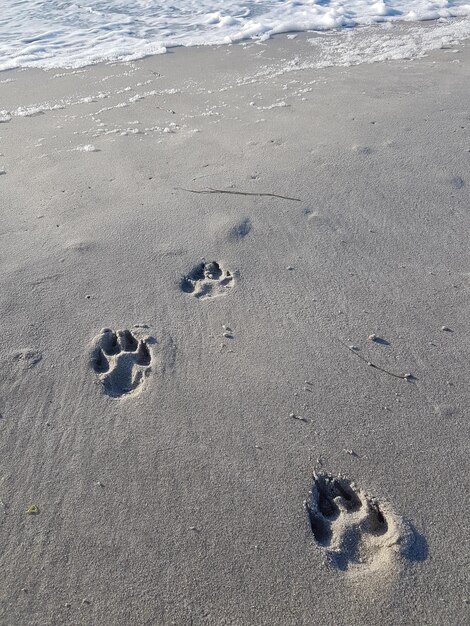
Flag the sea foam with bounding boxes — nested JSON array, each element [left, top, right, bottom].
[[1, 1, 470, 70]]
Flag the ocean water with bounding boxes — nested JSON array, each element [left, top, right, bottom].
[[1, 0, 470, 70]]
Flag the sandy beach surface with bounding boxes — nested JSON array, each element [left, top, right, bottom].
[[1, 28, 470, 625]]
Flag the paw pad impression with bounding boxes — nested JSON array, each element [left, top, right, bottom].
[[305, 472, 405, 573], [90, 328, 152, 398], [180, 261, 234, 300]]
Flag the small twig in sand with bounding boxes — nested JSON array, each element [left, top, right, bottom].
[[337, 338, 413, 381], [289, 411, 307, 422], [175, 187, 301, 202]]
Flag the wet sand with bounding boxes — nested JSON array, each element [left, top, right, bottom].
[[0, 30, 469, 625]]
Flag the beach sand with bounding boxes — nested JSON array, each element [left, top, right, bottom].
[[0, 30, 469, 625]]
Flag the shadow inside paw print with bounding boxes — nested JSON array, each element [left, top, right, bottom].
[[306, 472, 406, 574], [90, 328, 152, 398], [180, 261, 234, 300]]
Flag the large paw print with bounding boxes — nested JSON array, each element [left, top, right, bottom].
[[180, 261, 234, 300], [90, 328, 152, 398], [305, 472, 404, 574]]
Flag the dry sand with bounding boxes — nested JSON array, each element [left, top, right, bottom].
[[0, 28, 469, 625]]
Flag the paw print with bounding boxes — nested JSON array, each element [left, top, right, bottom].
[[90, 328, 152, 398], [180, 261, 234, 300], [306, 472, 404, 573]]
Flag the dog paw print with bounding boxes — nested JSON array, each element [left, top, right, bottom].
[[305, 472, 405, 574], [90, 328, 152, 398], [180, 261, 234, 300]]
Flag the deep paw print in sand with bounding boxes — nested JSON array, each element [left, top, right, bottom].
[[180, 261, 234, 300], [90, 328, 152, 398], [305, 472, 404, 574]]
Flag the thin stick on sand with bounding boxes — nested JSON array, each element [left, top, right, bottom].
[[336, 338, 413, 381], [175, 187, 301, 202]]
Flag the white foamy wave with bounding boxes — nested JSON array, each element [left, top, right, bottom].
[[1, 1, 470, 70]]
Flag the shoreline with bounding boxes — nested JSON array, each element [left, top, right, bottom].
[[1, 16, 470, 75], [1, 23, 470, 626]]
